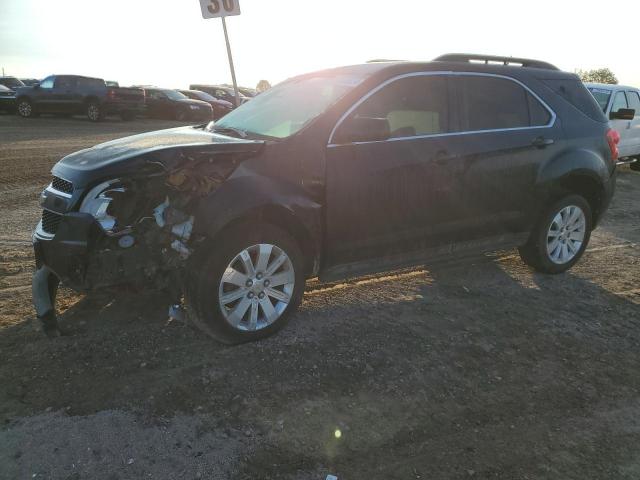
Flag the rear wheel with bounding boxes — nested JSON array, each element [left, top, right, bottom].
[[186, 222, 305, 344], [519, 194, 592, 274], [17, 99, 35, 118], [86, 102, 103, 122]]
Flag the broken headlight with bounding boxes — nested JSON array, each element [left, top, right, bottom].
[[79, 179, 126, 232]]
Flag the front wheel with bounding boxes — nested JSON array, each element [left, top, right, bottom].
[[17, 99, 36, 118], [519, 194, 592, 274], [186, 222, 305, 344]]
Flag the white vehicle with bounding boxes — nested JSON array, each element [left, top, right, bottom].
[[586, 83, 640, 170]]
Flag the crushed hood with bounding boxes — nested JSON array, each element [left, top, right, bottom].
[[53, 126, 264, 187]]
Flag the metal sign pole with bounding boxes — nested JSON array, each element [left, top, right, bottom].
[[221, 16, 241, 108]]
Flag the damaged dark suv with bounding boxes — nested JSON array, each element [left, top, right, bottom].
[[33, 54, 619, 343]]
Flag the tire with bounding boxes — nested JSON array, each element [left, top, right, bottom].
[[17, 98, 35, 118], [518, 194, 592, 274], [86, 102, 103, 122], [186, 222, 305, 344]]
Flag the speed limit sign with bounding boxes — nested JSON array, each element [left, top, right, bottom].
[[199, 0, 241, 19]]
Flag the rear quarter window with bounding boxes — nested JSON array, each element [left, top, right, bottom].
[[541, 78, 607, 122]]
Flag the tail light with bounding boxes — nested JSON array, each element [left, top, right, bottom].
[[606, 128, 620, 163], [107, 89, 116, 100]]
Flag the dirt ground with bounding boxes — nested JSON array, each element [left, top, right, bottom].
[[0, 113, 639, 480]]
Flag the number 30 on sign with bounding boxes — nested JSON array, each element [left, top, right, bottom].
[[199, 0, 241, 19]]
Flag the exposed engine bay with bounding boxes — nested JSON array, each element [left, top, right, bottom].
[[32, 147, 253, 336]]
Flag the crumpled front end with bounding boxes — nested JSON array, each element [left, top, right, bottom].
[[32, 146, 254, 335]]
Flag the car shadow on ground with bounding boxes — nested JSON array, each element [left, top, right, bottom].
[[1, 251, 639, 478]]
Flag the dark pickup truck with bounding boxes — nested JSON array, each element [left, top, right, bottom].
[[15, 75, 145, 121]]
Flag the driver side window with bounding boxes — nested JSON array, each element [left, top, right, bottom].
[[346, 75, 449, 140], [39, 77, 54, 89]]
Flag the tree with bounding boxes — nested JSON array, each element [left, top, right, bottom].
[[256, 80, 271, 93], [577, 68, 618, 84]]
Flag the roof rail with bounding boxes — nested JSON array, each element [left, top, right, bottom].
[[433, 53, 559, 71]]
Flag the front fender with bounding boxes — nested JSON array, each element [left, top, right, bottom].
[[193, 172, 323, 273]]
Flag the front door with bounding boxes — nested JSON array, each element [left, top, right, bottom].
[[610, 90, 634, 158], [625, 90, 640, 156], [324, 74, 464, 267]]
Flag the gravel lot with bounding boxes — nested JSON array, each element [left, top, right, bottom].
[[0, 113, 639, 479]]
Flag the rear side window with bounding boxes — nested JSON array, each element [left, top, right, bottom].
[[456, 76, 550, 131], [54, 76, 76, 89], [350, 75, 449, 137], [611, 91, 628, 113], [541, 78, 607, 122], [77, 77, 104, 88], [627, 91, 640, 117]]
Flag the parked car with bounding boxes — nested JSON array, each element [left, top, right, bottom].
[[142, 88, 213, 121], [220, 84, 257, 97], [0, 76, 25, 89], [586, 82, 640, 171], [189, 84, 250, 106], [20, 78, 40, 87], [0, 84, 16, 112], [178, 89, 233, 120], [14, 75, 144, 121], [33, 54, 618, 343]]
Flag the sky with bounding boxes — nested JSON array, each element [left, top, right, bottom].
[[1, 0, 639, 89]]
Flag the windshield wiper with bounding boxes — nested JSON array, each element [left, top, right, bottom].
[[212, 126, 248, 138]]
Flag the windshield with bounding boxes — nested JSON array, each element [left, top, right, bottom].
[[0, 77, 24, 89], [210, 73, 365, 138], [587, 87, 612, 112], [193, 91, 216, 102], [164, 90, 188, 101]]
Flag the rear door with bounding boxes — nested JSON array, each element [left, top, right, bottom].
[[610, 90, 633, 157], [625, 90, 640, 156], [448, 74, 562, 236], [324, 73, 465, 266], [51, 76, 77, 113]]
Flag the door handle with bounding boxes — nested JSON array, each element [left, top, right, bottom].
[[531, 136, 554, 148]]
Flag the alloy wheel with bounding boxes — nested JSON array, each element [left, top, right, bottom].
[[87, 104, 100, 121], [218, 243, 295, 331], [18, 101, 32, 117], [546, 205, 586, 264]]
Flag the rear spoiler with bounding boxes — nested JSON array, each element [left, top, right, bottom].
[[434, 53, 559, 71]]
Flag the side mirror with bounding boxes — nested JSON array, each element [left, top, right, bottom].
[[334, 116, 390, 144], [610, 108, 635, 120]]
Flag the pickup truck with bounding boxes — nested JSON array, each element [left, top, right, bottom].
[[586, 82, 640, 170], [15, 75, 145, 121]]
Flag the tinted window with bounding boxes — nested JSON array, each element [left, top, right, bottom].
[[542, 78, 607, 122], [587, 87, 612, 112], [349, 75, 449, 137], [146, 90, 165, 100], [40, 76, 54, 89], [54, 76, 76, 89], [457, 76, 548, 131], [626, 91, 640, 116], [77, 77, 104, 88], [611, 91, 628, 112]]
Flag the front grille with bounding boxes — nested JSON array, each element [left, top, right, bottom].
[[41, 210, 62, 235], [51, 176, 73, 194]]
